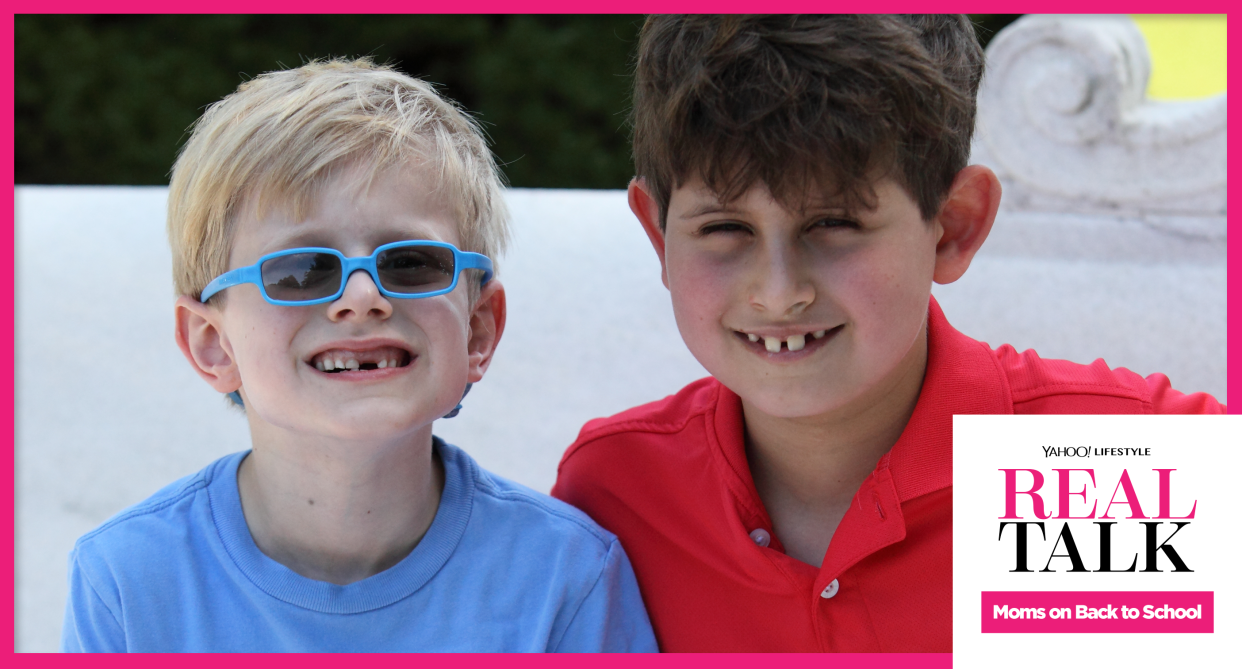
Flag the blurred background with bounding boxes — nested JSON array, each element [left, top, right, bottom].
[[15, 14, 1226, 653], [16, 15, 1023, 188]]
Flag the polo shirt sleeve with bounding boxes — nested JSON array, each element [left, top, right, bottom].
[[552, 539, 658, 653], [1145, 372, 1227, 414], [61, 548, 126, 652]]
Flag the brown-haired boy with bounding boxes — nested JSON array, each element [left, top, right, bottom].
[[551, 15, 1223, 652]]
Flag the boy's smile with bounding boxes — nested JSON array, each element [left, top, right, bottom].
[[732, 324, 840, 357], [308, 340, 413, 375], [652, 176, 943, 421], [183, 162, 502, 445]]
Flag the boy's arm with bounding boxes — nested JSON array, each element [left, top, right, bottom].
[[552, 538, 658, 653], [61, 549, 126, 652]]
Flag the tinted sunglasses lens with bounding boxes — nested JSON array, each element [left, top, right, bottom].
[[261, 253, 342, 302], [377, 245, 456, 294]]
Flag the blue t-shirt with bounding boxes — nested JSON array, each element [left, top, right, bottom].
[[61, 439, 657, 652]]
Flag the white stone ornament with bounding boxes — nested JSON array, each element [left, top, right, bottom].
[[972, 15, 1226, 219]]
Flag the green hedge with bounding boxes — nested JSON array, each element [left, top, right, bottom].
[[16, 15, 1018, 188]]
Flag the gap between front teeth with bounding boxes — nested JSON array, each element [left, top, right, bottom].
[[315, 356, 400, 371], [754, 329, 829, 353]]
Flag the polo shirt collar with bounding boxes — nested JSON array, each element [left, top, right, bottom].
[[886, 296, 1013, 503]]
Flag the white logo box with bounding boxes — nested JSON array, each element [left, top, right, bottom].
[[953, 415, 1241, 668]]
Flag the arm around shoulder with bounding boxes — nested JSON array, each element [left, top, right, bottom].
[[552, 538, 658, 652]]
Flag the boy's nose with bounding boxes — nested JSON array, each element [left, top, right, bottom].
[[748, 244, 815, 316], [327, 269, 394, 322]]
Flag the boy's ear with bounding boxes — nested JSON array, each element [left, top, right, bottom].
[[174, 295, 242, 394], [932, 165, 1002, 285], [628, 177, 669, 289], [466, 280, 507, 383]]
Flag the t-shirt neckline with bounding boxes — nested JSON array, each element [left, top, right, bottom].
[[208, 437, 474, 614]]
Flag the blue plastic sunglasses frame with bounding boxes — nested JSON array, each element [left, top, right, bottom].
[[200, 240, 494, 305]]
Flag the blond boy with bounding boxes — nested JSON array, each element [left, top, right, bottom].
[[62, 59, 655, 652]]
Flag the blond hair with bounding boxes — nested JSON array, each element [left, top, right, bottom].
[[168, 58, 509, 300]]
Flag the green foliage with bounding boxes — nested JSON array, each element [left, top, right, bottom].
[[16, 15, 643, 188], [970, 14, 1022, 50], [16, 15, 1019, 188]]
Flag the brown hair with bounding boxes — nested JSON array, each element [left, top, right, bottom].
[[631, 15, 984, 225]]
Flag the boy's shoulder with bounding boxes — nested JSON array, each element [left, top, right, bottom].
[[71, 453, 241, 567], [453, 441, 621, 553], [557, 376, 725, 468], [912, 296, 1223, 416], [65, 452, 244, 649], [434, 443, 659, 652], [573, 377, 721, 442], [986, 336, 1225, 416], [553, 377, 737, 507], [992, 343, 1146, 410], [944, 295, 1225, 414]]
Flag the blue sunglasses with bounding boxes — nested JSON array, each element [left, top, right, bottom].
[[200, 240, 493, 306]]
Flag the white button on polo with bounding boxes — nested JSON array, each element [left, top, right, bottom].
[[749, 528, 771, 547], [820, 579, 840, 599]]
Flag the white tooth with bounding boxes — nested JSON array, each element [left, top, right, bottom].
[[377, 359, 387, 369], [813, 330, 826, 339], [764, 336, 781, 353], [323, 358, 335, 371], [334, 358, 344, 369], [747, 333, 759, 343], [316, 360, 326, 371], [389, 358, 399, 368], [345, 359, 360, 370], [786, 334, 806, 351]]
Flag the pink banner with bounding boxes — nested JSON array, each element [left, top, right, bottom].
[[981, 591, 1213, 633]]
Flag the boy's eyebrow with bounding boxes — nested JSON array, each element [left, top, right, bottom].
[[261, 226, 440, 253], [798, 200, 855, 214], [263, 230, 332, 251], [682, 203, 744, 218], [682, 198, 854, 220]]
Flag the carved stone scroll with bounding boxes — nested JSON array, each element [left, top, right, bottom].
[[972, 15, 1226, 220]]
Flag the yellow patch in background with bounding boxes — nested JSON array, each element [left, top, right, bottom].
[[1130, 14, 1227, 100]]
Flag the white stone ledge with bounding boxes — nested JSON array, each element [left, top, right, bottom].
[[16, 18, 1229, 649]]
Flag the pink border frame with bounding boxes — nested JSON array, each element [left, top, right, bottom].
[[3, 4, 1233, 666]]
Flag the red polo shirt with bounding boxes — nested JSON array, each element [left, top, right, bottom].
[[551, 298, 1223, 652]]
